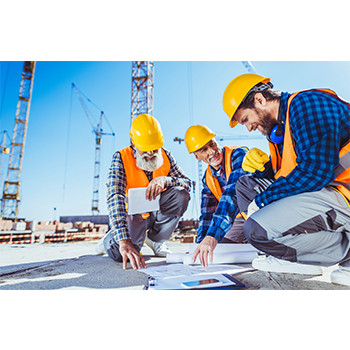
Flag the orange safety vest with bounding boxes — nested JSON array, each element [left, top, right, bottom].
[[119, 146, 171, 218], [269, 88, 350, 202], [205, 146, 248, 201]]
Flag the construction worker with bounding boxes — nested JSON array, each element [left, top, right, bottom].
[[184, 125, 251, 267], [96, 114, 191, 270], [222, 73, 350, 286]]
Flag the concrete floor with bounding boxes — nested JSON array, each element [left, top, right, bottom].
[[0, 241, 349, 290]]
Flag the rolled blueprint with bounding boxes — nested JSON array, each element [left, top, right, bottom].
[[183, 251, 258, 265], [166, 253, 187, 263], [188, 243, 259, 254]]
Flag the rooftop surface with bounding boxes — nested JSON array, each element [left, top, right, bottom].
[[1, 241, 349, 290]]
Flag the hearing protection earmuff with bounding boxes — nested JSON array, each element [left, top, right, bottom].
[[268, 102, 285, 144]]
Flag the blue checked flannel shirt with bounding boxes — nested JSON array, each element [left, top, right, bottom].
[[106, 147, 191, 242], [196, 147, 249, 243], [254, 90, 350, 208]]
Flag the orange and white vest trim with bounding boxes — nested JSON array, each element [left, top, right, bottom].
[[205, 146, 249, 201], [119, 146, 171, 218], [269, 88, 350, 202]]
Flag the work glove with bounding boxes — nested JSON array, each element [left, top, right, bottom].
[[247, 199, 259, 218], [242, 148, 270, 173]]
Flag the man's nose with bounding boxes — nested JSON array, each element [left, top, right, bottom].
[[207, 147, 215, 155]]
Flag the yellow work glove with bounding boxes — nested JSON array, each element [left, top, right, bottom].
[[242, 148, 270, 173]]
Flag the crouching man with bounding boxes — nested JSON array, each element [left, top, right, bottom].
[[96, 114, 191, 270]]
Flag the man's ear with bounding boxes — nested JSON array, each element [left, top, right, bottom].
[[194, 152, 200, 161], [254, 92, 266, 107]]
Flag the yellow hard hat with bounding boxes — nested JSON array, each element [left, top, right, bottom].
[[130, 114, 164, 152], [185, 125, 217, 153], [222, 74, 271, 128]]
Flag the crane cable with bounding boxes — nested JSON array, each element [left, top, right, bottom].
[[75, 86, 115, 136], [62, 87, 74, 202], [187, 62, 199, 220], [0, 62, 10, 130]]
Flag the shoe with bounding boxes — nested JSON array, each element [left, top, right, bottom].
[[330, 265, 350, 287], [144, 236, 172, 257], [252, 255, 323, 275], [95, 234, 107, 255]]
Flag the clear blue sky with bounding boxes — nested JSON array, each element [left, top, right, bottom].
[[0, 61, 349, 222]]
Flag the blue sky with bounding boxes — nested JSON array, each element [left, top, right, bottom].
[[0, 61, 349, 222]]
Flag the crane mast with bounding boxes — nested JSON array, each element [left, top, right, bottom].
[[131, 61, 154, 122], [1, 61, 35, 220]]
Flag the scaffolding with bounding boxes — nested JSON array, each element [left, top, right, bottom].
[[1, 62, 36, 220], [130, 61, 154, 123]]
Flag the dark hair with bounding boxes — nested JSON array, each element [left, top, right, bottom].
[[238, 85, 281, 111]]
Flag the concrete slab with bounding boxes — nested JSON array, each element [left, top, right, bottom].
[[0, 241, 349, 290]]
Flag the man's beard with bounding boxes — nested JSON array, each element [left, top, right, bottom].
[[255, 108, 277, 136], [135, 149, 164, 172]]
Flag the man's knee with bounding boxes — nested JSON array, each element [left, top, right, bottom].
[[160, 187, 190, 216], [244, 217, 268, 244], [244, 217, 297, 262]]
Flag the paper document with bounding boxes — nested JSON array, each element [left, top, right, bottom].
[[147, 273, 245, 290], [127, 187, 160, 215], [139, 263, 252, 278]]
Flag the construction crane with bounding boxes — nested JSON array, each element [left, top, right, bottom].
[[0, 131, 9, 178], [174, 134, 265, 195], [242, 61, 257, 74], [1, 61, 36, 221], [71, 83, 115, 215], [131, 61, 154, 123]]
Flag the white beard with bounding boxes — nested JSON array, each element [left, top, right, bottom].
[[135, 149, 164, 172]]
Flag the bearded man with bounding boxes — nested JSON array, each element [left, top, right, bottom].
[[96, 114, 191, 270], [222, 73, 350, 287]]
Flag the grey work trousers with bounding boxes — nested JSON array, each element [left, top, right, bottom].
[[236, 175, 350, 267], [221, 216, 246, 243], [104, 186, 190, 262]]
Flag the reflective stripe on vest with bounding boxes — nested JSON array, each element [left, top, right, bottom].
[[119, 146, 171, 218], [268, 89, 350, 202]]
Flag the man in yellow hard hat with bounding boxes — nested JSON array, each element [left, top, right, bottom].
[[221, 73, 350, 286], [184, 125, 250, 267], [96, 114, 191, 270]]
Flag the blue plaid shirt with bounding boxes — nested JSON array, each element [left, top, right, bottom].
[[196, 147, 248, 243], [255, 90, 350, 208], [106, 147, 191, 242]]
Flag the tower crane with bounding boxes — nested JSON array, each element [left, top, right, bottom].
[[131, 61, 154, 122], [241, 61, 257, 74], [1, 61, 36, 220], [0, 131, 9, 188], [0, 130, 10, 193], [71, 83, 115, 215]]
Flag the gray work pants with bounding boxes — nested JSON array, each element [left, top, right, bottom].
[[104, 186, 190, 262], [221, 216, 246, 243], [236, 175, 350, 267]]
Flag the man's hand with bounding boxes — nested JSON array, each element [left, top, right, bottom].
[[119, 239, 146, 270], [242, 148, 270, 173], [192, 236, 218, 267], [146, 176, 166, 201]]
